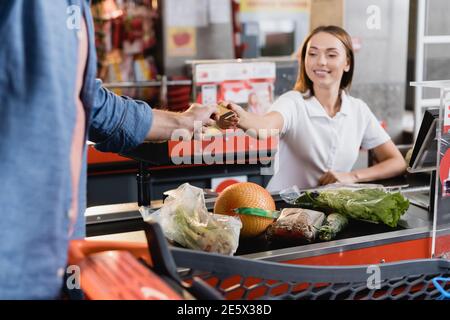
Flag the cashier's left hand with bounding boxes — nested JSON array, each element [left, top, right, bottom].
[[318, 171, 357, 186]]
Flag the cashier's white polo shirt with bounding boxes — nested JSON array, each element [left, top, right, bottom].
[[266, 90, 390, 192]]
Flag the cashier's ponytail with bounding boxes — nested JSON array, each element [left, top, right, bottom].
[[294, 25, 354, 98]]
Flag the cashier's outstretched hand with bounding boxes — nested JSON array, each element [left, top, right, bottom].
[[319, 171, 358, 186]]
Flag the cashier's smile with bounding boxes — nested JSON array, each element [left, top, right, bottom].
[[169, 121, 280, 175]]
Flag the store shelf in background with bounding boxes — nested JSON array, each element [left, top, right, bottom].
[[103, 77, 193, 112], [166, 83, 192, 112]]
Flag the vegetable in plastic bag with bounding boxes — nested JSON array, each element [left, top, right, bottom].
[[140, 183, 242, 255], [294, 188, 409, 227], [279, 183, 385, 205], [266, 208, 325, 242], [319, 213, 348, 241]]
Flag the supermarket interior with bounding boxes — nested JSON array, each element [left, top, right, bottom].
[[1, 0, 450, 301]]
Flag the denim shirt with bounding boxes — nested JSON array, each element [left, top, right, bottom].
[[0, 0, 152, 298]]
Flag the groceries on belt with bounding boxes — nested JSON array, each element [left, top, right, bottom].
[[266, 208, 325, 242], [294, 188, 409, 227]]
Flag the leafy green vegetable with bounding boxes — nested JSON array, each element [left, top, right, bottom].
[[295, 189, 409, 227], [171, 206, 241, 255], [319, 213, 348, 241]]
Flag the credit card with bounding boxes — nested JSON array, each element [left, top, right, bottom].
[[221, 111, 235, 119], [217, 104, 231, 115]]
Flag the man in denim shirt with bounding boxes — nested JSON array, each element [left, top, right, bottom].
[[0, 0, 217, 299]]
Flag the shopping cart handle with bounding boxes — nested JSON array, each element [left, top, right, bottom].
[[432, 277, 450, 299], [189, 277, 224, 300], [143, 221, 224, 300], [144, 221, 180, 281]]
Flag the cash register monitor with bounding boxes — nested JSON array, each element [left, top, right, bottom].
[[409, 108, 439, 172]]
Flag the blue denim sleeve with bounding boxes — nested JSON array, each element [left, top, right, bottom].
[[0, 2, 13, 33], [88, 79, 153, 153]]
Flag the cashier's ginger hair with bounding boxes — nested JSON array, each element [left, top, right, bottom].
[[294, 25, 354, 97]]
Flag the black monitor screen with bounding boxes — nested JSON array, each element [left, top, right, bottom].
[[409, 108, 439, 171]]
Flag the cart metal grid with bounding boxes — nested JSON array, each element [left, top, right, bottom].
[[144, 222, 450, 300], [171, 249, 450, 300]]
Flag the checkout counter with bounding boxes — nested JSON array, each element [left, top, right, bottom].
[[83, 81, 450, 268], [84, 141, 448, 267], [85, 179, 443, 266]]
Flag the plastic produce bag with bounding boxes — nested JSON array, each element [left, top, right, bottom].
[[140, 183, 242, 255], [279, 183, 385, 205], [266, 208, 325, 242]]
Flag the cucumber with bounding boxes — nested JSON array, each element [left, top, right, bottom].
[[319, 213, 348, 241]]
